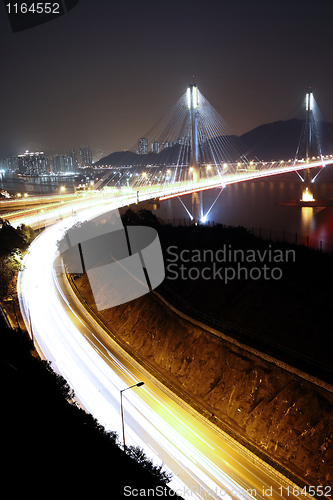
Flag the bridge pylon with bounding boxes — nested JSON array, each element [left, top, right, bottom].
[[302, 91, 315, 202], [188, 83, 202, 222]]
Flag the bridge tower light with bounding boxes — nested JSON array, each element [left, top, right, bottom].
[[305, 92, 314, 111], [187, 87, 191, 109]]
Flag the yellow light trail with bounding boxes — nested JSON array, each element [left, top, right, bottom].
[[15, 192, 318, 499]]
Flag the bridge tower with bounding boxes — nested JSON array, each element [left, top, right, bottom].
[[302, 91, 315, 202], [188, 83, 202, 222]]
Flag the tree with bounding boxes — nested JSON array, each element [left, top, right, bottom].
[[0, 219, 36, 256], [0, 218, 21, 256], [0, 220, 35, 296], [16, 224, 36, 252], [137, 209, 160, 227], [121, 209, 141, 226], [121, 209, 161, 227], [126, 445, 172, 484], [0, 255, 12, 295]]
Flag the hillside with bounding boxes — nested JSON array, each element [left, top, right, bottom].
[[74, 273, 333, 488], [96, 118, 333, 167], [67, 219, 333, 488], [0, 319, 178, 497], [239, 119, 304, 161]]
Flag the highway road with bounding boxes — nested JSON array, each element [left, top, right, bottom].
[[4, 154, 333, 230], [16, 197, 310, 500]]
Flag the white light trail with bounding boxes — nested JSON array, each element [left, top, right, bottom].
[[15, 180, 320, 500], [177, 196, 193, 219], [202, 187, 224, 222]]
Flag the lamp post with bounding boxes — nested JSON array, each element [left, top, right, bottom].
[[120, 382, 144, 450]]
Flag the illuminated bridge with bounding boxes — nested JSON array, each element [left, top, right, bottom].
[[95, 84, 333, 222], [7, 86, 333, 499]]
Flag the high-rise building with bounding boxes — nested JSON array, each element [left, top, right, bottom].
[[181, 135, 191, 146], [138, 138, 148, 155], [151, 141, 160, 154], [79, 147, 92, 167], [69, 149, 79, 171], [0, 158, 10, 171], [52, 155, 73, 173], [5, 157, 19, 171], [17, 152, 48, 175], [199, 134, 207, 145]]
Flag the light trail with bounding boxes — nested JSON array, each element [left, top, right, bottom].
[[3, 155, 333, 230], [158, 158, 333, 200], [16, 195, 314, 500]]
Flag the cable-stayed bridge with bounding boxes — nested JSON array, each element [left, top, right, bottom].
[[95, 84, 333, 222]]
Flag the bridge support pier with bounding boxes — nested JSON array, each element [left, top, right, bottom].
[[301, 168, 314, 202], [192, 191, 202, 223]]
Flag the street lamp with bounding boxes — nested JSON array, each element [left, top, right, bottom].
[[120, 382, 144, 450]]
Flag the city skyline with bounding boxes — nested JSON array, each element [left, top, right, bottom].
[[1, 1, 333, 158]]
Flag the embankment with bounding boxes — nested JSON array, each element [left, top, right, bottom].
[[74, 273, 333, 488]]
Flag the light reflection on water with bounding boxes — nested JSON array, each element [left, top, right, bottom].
[[0, 171, 79, 195], [155, 172, 333, 247], [2, 170, 333, 247], [301, 207, 314, 234]]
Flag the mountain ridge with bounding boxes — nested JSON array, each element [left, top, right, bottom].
[[95, 118, 333, 167]]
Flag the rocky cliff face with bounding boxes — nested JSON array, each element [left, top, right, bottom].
[[75, 274, 333, 487]]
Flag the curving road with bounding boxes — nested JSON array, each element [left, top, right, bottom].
[[17, 196, 308, 500]]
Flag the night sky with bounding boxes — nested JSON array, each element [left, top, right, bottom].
[[1, 0, 333, 159]]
